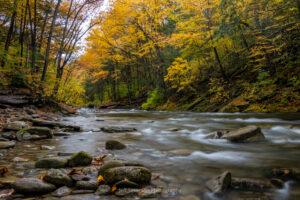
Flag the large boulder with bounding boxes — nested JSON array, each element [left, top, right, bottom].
[[220, 126, 265, 142], [98, 160, 125, 176], [0, 141, 15, 149], [68, 151, 93, 167], [105, 140, 126, 150], [231, 177, 274, 191], [12, 178, 56, 194], [43, 169, 73, 187], [100, 127, 137, 133], [17, 127, 53, 138], [35, 157, 68, 168], [3, 121, 29, 131], [103, 166, 151, 185], [206, 171, 231, 194]]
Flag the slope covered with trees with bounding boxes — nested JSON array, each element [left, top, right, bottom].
[[80, 0, 300, 112], [1, 0, 300, 112]]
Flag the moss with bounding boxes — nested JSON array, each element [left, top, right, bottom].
[[68, 151, 93, 167]]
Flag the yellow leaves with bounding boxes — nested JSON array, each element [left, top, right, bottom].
[[39, 173, 46, 180], [111, 184, 117, 192], [97, 175, 105, 185], [91, 71, 109, 83]]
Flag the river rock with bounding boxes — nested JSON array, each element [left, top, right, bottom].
[[206, 171, 231, 194], [71, 190, 95, 194], [32, 119, 81, 132], [12, 157, 29, 162], [270, 168, 300, 181], [1, 132, 16, 140], [220, 126, 265, 142], [76, 180, 98, 190], [41, 145, 55, 150], [12, 178, 56, 194], [116, 180, 139, 188], [35, 157, 68, 168], [44, 169, 74, 187], [68, 151, 93, 167], [96, 184, 111, 195], [98, 160, 125, 175], [231, 177, 274, 191], [105, 140, 126, 150], [52, 186, 72, 197], [139, 187, 162, 198], [3, 121, 29, 131], [103, 166, 151, 185], [17, 127, 53, 138], [0, 141, 15, 149], [54, 132, 71, 136], [101, 127, 137, 133], [114, 188, 140, 197]]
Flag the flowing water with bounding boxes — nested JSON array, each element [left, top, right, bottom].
[[1, 109, 300, 199]]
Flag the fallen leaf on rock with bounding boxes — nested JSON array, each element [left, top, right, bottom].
[[92, 155, 107, 166], [97, 175, 105, 185], [111, 184, 117, 192], [152, 175, 160, 180], [67, 168, 82, 176], [0, 166, 9, 177], [39, 173, 46, 180]]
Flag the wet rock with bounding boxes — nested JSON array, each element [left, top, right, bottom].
[[98, 160, 125, 175], [116, 180, 139, 188], [125, 132, 142, 137], [105, 140, 126, 150], [103, 166, 152, 185], [168, 149, 192, 156], [1, 132, 16, 140], [76, 180, 98, 190], [0, 137, 9, 141], [179, 195, 201, 200], [35, 157, 68, 168], [139, 187, 162, 198], [24, 108, 37, 115], [44, 169, 73, 187], [12, 157, 29, 162], [54, 132, 71, 136], [70, 174, 91, 181], [32, 119, 81, 132], [52, 186, 72, 197], [71, 190, 95, 194], [124, 162, 144, 167], [206, 171, 231, 194], [270, 178, 284, 188], [100, 127, 137, 133], [41, 145, 55, 150], [3, 121, 29, 131], [0, 175, 19, 189], [68, 151, 93, 167], [17, 127, 53, 138], [167, 128, 181, 132], [114, 188, 140, 197], [0, 141, 15, 149], [220, 126, 265, 142], [231, 177, 274, 191], [96, 184, 111, 195], [270, 168, 300, 181], [0, 95, 29, 106], [12, 178, 56, 194]]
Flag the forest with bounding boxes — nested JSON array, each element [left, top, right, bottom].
[[1, 0, 300, 112]]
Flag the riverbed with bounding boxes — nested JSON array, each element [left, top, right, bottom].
[[1, 109, 300, 199]]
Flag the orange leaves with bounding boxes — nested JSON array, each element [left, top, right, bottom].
[[111, 184, 117, 192], [92, 155, 107, 166], [97, 175, 105, 185], [39, 173, 46, 180], [67, 168, 83, 176], [0, 166, 9, 177]]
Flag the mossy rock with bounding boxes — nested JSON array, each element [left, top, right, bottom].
[[105, 140, 126, 150], [68, 151, 93, 167], [35, 157, 68, 169]]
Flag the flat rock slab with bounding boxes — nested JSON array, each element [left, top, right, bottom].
[[0, 141, 15, 149], [221, 126, 265, 142], [0, 95, 29, 106], [12, 178, 56, 194]]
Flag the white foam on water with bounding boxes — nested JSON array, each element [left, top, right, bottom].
[[274, 181, 294, 200], [211, 117, 298, 124], [142, 128, 155, 134]]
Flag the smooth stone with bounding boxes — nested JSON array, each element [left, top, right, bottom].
[[68, 151, 93, 167], [76, 180, 98, 190], [12, 157, 29, 162], [115, 180, 139, 188], [231, 177, 275, 191], [166, 128, 181, 132], [44, 169, 73, 187], [71, 190, 95, 194], [270, 178, 284, 188], [105, 140, 126, 150], [103, 166, 152, 185], [220, 126, 265, 142], [54, 132, 71, 136], [3, 121, 29, 131], [206, 171, 231, 194], [41, 145, 56, 150], [0, 141, 15, 149], [100, 127, 137, 133], [1, 132, 16, 140], [98, 160, 125, 176], [168, 149, 192, 156], [12, 178, 56, 194], [96, 184, 111, 195], [17, 127, 53, 138], [114, 188, 140, 197], [139, 187, 162, 198], [35, 157, 68, 168], [51, 186, 72, 197], [70, 174, 91, 181], [0, 175, 19, 189]]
